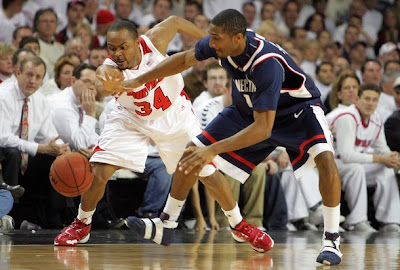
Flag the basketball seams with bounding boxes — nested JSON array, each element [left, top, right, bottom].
[[50, 153, 94, 197]]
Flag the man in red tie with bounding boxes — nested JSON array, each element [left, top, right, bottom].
[[0, 56, 70, 227]]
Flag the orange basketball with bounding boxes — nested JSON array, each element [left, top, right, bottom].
[[49, 152, 94, 197]]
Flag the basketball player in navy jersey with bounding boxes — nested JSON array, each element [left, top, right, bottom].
[[112, 9, 342, 265]]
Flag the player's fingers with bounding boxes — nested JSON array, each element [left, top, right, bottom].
[[96, 75, 105, 83], [105, 70, 111, 80], [118, 76, 125, 83]]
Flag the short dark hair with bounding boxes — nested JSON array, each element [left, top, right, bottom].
[[108, 19, 138, 40], [361, 59, 381, 74], [12, 48, 34, 66], [73, 63, 96, 79], [19, 36, 40, 49], [89, 46, 108, 57], [201, 61, 230, 82], [316, 61, 333, 75], [33, 8, 58, 32], [384, 60, 400, 73], [359, 83, 381, 96], [211, 9, 247, 36], [12, 26, 32, 40], [185, 1, 202, 13], [20, 56, 46, 76]]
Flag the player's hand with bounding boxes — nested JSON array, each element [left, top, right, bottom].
[[265, 160, 279, 175], [96, 70, 129, 96], [78, 146, 94, 159], [178, 146, 217, 176]]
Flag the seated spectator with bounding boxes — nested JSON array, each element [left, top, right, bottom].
[[19, 36, 40, 56], [65, 37, 88, 62], [377, 71, 400, 123], [57, 0, 86, 45], [88, 46, 108, 68], [12, 26, 33, 49], [377, 42, 400, 69], [73, 22, 99, 51], [94, 9, 116, 47], [384, 76, 400, 153], [47, 63, 98, 151], [140, 0, 172, 28], [384, 60, 400, 74], [0, 0, 28, 45], [300, 39, 321, 80], [0, 48, 34, 88], [33, 8, 65, 78], [327, 83, 400, 233], [0, 56, 70, 228], [0, 43, 16, 83], [257, 20, 279, 44], [192, 61, 229, 116], [314, 61, 334, 103], [41, 56, 78, 97], [304, 12, 325, 40]]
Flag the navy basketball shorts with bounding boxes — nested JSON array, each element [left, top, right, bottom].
[[192, 104, 334, 183]]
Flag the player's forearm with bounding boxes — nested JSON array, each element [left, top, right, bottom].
[[209, 121, 271, 156], [128, 51, 195, 87]]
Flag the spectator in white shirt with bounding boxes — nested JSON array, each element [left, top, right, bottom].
[[314, 61, 334, 103], [327, 83, 400, 233], [0, 0, 28, 44], [0, 56, 69, 201], [192, 61, 229, 117], [47, 63, 98, 151]]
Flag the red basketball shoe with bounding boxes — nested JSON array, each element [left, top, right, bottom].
[[54, 218, 91, 246], [231, 219, 274, 253]]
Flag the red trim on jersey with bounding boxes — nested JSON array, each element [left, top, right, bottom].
[[139, 37, 152, 54], [291, 134, 326, 166], [180, 90, 190, 100], [355, 106, 369, 128], [107, 55, 113, 60], [92, 145, 104, 156], [201, 130, 256, 170], [330, 112, 358, 127]]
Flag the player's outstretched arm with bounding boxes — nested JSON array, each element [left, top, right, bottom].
[[122, 47, 198, 90], [146, 16, 207, 55]]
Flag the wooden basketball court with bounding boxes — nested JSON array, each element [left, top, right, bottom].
[[0, 229, 399, 269]]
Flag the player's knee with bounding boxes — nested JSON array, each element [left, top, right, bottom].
[[198, 164, 216, 177]]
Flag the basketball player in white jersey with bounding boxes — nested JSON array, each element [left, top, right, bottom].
[[54, 17, 207, 246], [327, 83, 400, 232]]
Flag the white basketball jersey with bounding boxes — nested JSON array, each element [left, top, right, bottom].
[[103, 35, 184, 120], [327, 104, 383, 154]]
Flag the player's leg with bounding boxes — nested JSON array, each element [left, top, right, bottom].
[[200, 171, 274, 253], [314, 151, 342, 266], [54, 163, 118, 246]]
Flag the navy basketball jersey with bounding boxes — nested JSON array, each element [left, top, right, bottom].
[[195, 30, 322, 119]]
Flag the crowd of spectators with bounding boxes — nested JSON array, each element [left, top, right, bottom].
[[0, 0, 399, 234]]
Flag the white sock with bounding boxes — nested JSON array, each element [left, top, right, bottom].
[[223, 203, 243, 228], [163, 194, 185, 221], [77, 204, 96, 225], [323, 204, 340, 233]]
